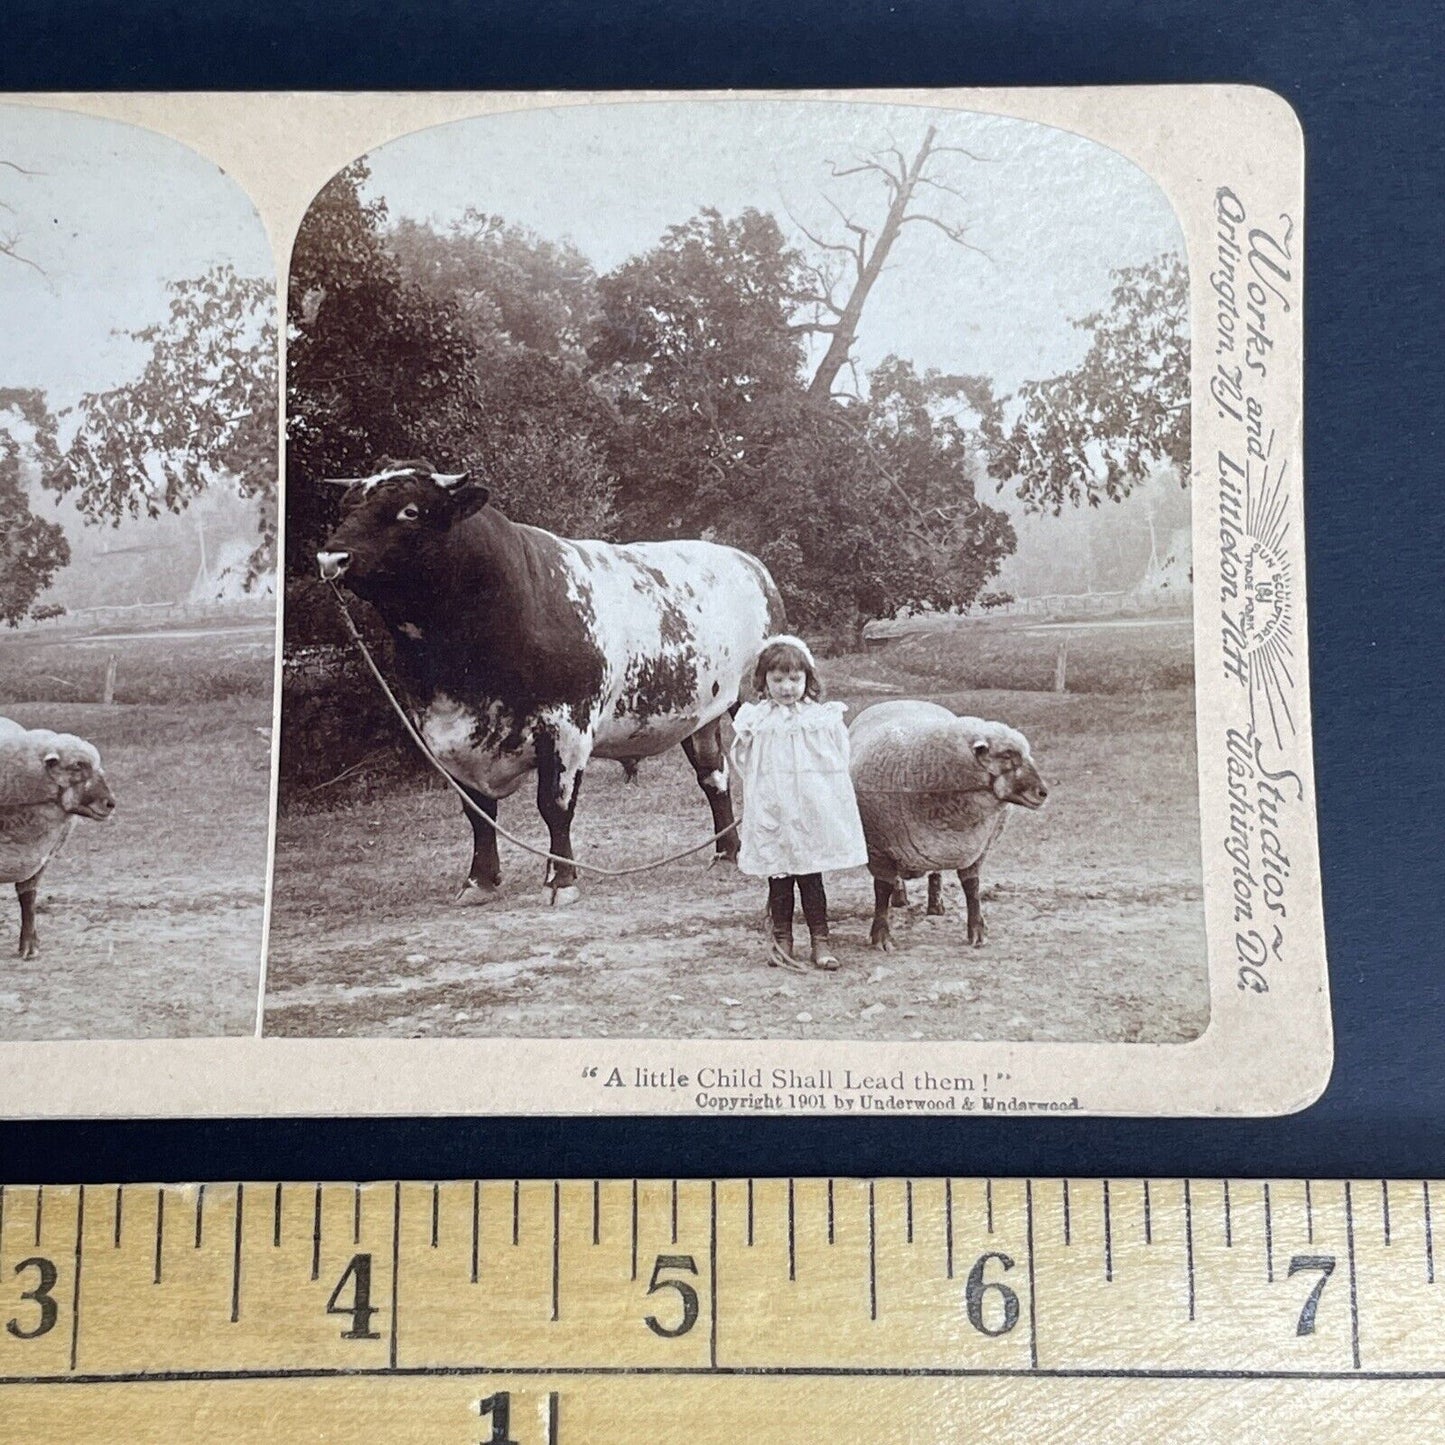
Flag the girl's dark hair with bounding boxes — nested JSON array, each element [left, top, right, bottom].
[[752, 639, 823, 701]]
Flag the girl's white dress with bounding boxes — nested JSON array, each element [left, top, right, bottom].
[[730, 699, 869, 878]]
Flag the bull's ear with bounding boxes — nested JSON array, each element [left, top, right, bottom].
[[971, 738, 991, 762], [436, 472, 490, 521], [43, 750, 64, 776]]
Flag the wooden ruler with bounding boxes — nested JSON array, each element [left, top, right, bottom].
[[1, 1179, 1441, 1440]]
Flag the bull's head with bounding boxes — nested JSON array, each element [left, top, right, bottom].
[[46, 737, 116, 821], [962, 723, 1049, 810], [316, 459, 490, 598]]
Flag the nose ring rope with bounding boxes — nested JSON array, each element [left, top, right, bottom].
[[326, 582, 741, 879]]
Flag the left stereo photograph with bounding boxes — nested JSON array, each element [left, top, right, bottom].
[[0, 103, 276, 1040]]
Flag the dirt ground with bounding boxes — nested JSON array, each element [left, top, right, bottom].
[[265, 684, 1210, 1044], [0, 698, 272, 1040]]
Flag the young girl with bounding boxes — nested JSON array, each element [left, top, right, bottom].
[[730, 634, 868, 971]]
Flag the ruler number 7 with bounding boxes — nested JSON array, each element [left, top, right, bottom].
[[1287, 1255, 1336, 1336]]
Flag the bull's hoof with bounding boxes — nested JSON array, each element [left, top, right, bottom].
[[452, 878, 501, 906], [869, 925, 895, 953], [890, 881, 909, 908], [968, 921, 988, 947], [706, 852, 739, 874], [547, 884, 581, 908], [926, 901, 946, 917], [18, 935, 38, 960]]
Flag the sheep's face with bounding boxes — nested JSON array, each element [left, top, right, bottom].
[[45, 742, 116, 821], [969, 732, 1049, 810]]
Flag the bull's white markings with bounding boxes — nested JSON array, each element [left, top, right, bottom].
[[398, 623, 424, 641], [420, 694, 533, 798], [705, 767, 728, 793]]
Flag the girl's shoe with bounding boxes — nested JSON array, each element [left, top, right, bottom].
[[809, 932, 840, 971]]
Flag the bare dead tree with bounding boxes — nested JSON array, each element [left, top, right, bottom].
[[789, 125, 991, 403], [0, 159, 45, 274]]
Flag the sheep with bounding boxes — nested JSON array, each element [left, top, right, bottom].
[[0, 718, 116, 958], [848, 699, 1047, 951]]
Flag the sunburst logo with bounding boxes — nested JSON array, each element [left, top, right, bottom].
[[1240, 460, 1296, 749]]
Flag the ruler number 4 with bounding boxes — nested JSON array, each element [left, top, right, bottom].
[[1287, 1254, 1336, 1337], [326, 1253, 381, 1340]]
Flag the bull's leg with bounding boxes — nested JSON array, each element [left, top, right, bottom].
[[891, 880, 909, 908], [16, 871, 41, 959], [870, 876, 897, 952], [535, 731, 585, 906], [958, 863, 986, 947], [681, 720, 739, 865], [453, 784, 503, 905], [926, 873, 946, 916]]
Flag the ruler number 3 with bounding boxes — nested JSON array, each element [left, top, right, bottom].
[[6, 1257, 60, 1341], [1287, 1254, 1336, 1337]]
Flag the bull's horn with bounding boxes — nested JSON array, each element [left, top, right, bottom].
[[319, 476, 363, 487], [432, 469, 472, 489]]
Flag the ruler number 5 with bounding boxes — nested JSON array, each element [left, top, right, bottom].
[[644, 1254, 700, 1339], [1287, 1255, 1336, 1337]]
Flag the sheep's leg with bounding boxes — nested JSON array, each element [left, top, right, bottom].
[[16, 871, 41, 960], [926, 873, 946, 916], [958, 863, 986, 947], [870, 877, 896, 951]]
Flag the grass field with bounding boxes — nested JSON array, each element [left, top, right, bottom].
[[265, 617, 1208, 1044], [1, 626, 273, 1039]]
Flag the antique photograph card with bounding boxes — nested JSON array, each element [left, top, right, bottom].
[[0, 88, 1327, 1115]]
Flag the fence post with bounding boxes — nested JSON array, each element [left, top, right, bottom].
[[1053, 639, 1069, 693], [102, 653, 118, 705]]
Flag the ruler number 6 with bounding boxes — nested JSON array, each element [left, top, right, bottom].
[[1287, 1255, 1336, 1336], [644, 1254, 700, 1339]]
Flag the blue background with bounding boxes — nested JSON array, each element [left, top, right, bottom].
[[1, 1, 1441, 1182]]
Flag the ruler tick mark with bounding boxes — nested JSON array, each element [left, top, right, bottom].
[[1144, 1180, 1152, 1244], [1062, 1180, 1071, 1247], [389, 1182, 401, 1371], [1103, 1181, 1113, 1282], [1184, 1180, 1196, 1322], [630, 1181, 638, 1281], [1382, 1180, 1391, 1246], [1264, 1183, 1274, 1283], [709, 1181, 718, 1370], [194, 1185, 204, 1249], [471, 1181, 480, 1284], [1223, 1180, 1232, 1247], [828, 1179, 835, 1245], [153, 1190, 164, 1285], [513, 1181, 521, 1247], [987, 1178, 994, 1235], [906, 1180, 913, 1244], [114, 1186, 123, 1248], [788, 1180, 796, 1282], [868, 1181, 878, 1321], [310, 1184, 322, 1282], [945, 1179, 954, 1278], [273, 1183, 283, 1248], [35, 1185, 43, 1246], [230, 1185, 245, 1324], [1025, 1180, 1040, 1370], [592, 1181, 600, 1246], [431, 1183, 439, 1249], [747, 1179, 754, 1247], [1345, 1181, 1361, 1369], [353, 1184, 362, 1246], [1424, 1181, 1435, 1284], [1305, 1180, 1314, 1243], [68, 1185, 84, 1373], [671, 1180, 678, 1245], [551, 1182, 560, 1323], [548, 1390, 560, 1444]]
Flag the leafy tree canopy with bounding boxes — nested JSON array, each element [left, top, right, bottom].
[[0, 389, 68, 625], [990, 253, 1189, 513]]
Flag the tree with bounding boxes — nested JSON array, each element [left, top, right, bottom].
[[1, 158, 43, 274], [49, 265, 278, 578], [790, 125, 991, 402], [990, 253, 1189, 513], [0, 389, 68, 625]]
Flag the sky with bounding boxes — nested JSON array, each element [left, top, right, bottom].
[[0, 104, 273, 415], [363, 98, 1185, 399]]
